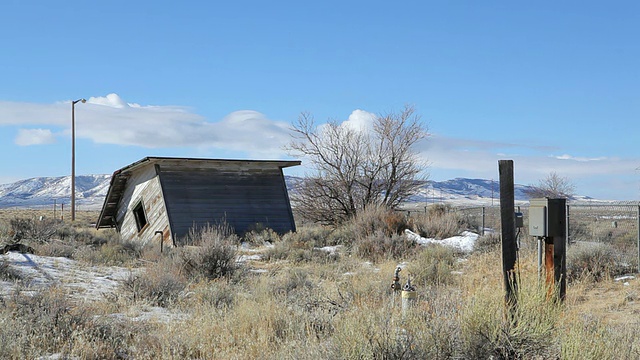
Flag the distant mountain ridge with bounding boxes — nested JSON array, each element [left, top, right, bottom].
[[0, 175, 590, 210], [0, 175, 111, 209]]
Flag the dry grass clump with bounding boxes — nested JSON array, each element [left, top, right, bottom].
[[560, 317, 640, 359], [8, 217, 59, 243], [75, 239, 141, 266], [123, 260, 188, 307], [406, 244, 458, 287], [285, 224, 350, 247], [0, 286, 158, 359], [473, 232, 502, 253], [0, 258, 22, 281], [120, 224, 240, 307], [343, 204, 409, 238], [263, 232, 340, 264], [409, 204, 468, 239], [243, 226, 281, 246], [179, 225, 239, 280], [567, 242, 631, 282], [353, 231, 417, 263], [0, 287, 87, 358]]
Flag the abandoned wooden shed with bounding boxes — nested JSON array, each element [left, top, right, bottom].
[[96, 157, 300, 247]]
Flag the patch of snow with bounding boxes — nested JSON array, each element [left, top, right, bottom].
[[614, 275, 636, 282], [237, 254, 262, 263], [105, 305, 187, 323], [405, 229, 479, 252], [315, 245, 342, 255]]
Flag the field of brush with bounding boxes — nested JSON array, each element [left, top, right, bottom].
[[0, 205, 639, 359]]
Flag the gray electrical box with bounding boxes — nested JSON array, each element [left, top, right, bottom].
[[529, 198, 566, 237]]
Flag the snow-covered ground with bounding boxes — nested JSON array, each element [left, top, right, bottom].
[[0, 229, 481, 304], [0, 252, 133, 300]]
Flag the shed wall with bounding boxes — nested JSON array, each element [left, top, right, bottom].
[[117, 165, 171, 246]]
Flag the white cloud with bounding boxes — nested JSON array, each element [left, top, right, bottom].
[[421, 134, 638, 187], [0, 94, 293, 158], [553, 154, 607, 162], [341, 109, 376, 132], [15, 128, 56, 146], [87, 93, 130, 108]]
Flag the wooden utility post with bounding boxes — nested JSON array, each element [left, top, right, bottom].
[[499, 160, 518, 308], [530, 198, 567, 302]]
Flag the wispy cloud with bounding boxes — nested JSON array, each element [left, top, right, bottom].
[[15, 128, 56, 146], [552, 154, 607, 162], [422, 134, 638, 186], [0, 94, 293, 158]]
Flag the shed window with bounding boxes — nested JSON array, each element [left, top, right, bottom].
[[133, 201, 148, 232]]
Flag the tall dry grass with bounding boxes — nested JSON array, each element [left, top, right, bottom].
[[0, 207, 639, 359]]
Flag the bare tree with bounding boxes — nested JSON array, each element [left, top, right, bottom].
[[526, 172, 576, 199], [287, 105, 428, 224]]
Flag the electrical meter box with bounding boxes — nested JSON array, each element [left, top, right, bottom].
[[529, 198, 566, 237]]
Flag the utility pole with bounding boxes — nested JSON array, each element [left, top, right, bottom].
[[499, 160, 518, 311]]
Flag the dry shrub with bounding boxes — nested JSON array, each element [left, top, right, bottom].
[[567, 242, 630, 282], [284, 225, 348, 247], [123, 261, 187, 307], [474, 232, 502, 253], [69, 315, 152, 360], [9, 217, 59, 243], [37, 239, 75, 258], [561, 317, 640, 359], [353, 231, 417, 262], [184, 280, 236, 309], [263, 233, 339, 264], [0, 258, 22, 281], [0, 287, 88, 358], [75, 240, 141, 266], [459, 283, 562, 359], [406, 244, 457, 287], [410, 204, 468, 239], [179, 224, 239, 280], [243, 227, 281, 246], [345, 204, 409, 238]]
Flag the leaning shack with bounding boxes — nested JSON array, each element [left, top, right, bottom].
[[96, 157, 300, 247]]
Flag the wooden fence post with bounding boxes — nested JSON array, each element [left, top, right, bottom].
[[499, 160, 518, 310]]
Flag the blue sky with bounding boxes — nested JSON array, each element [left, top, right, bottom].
[[0, 1, 638, 200]]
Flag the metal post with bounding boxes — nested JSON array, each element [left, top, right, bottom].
[[71, 101, 76, 221], [637, 205, 640, 273], [566, 204, 570, 249], [481, 206, 486, 236], [537, 237, 543, 282], [401, 275, 416, 320], [155, 231, 164, 253], [70, 98, 85, 221]]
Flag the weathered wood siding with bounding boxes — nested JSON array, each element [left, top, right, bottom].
[[116, 165, 171, 247], [157, 162, 295, 241]]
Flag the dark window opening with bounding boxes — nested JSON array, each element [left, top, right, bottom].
[[133, 201, 148, 232]]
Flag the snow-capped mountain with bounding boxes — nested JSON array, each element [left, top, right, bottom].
[[0, 175, 587, 210], [0, 175, 111, 209], [406, 178, 535, 206]]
